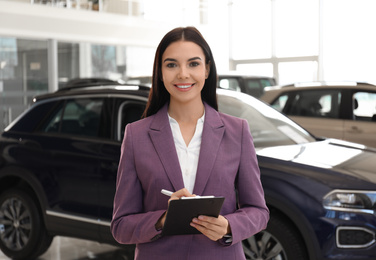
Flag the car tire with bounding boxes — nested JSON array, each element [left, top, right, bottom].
[[0, 188, 53, 260], [243, 213, 308, 260]]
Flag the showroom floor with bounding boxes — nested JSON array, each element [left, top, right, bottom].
[[0, 237, 133, 260]]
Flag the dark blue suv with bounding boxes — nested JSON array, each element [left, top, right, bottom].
[[0, 81, 375, 260]]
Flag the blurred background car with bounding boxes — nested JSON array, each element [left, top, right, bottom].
[[0, 80, 375, 260], [218, 72, 277, 98], [260, 81, 376, 148], [124, 76, 152, 87]]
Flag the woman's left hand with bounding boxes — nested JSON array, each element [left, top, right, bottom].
[[190, 215, 231, 241]]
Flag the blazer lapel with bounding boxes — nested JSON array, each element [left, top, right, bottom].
[[193, 103, 225, 195], [148, 104, 185, 191]]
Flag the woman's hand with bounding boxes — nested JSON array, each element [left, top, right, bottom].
[[170, 188, 195, 201], [190, 215, 231, 241], [155, 188, 195, 229]]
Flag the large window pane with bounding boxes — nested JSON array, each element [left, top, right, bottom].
[[231, 0, 271, 59], [323, 0, 376, 83], [279, 61, 318, 85], [56, 41, 154, 88], [275, 0, 319, 57], [125, 46, 155, 77], [91, 44, 118, 78], [0, 38, 48, 129], [236, 63, 274, 78], [58, 42, 80, 88]]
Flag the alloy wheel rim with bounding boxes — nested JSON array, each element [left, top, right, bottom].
[[0, 197, 31, 251], [243, 231, 287, 260]]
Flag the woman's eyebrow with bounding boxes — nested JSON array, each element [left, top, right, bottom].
[[163, 57, 202, 63], [163, 58, 177, 63], [188, 57, 202, 61]]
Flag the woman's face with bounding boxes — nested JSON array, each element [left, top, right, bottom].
[[161, 40, 209, 105]]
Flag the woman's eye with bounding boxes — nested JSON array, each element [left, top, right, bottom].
[[189, 62, 200, 67], [166, 63, 177, 68]]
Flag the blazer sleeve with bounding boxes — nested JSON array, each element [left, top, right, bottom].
[[223, 119, 269, 245], [111, 123, 165, 244]]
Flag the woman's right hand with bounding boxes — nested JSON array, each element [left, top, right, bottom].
[[155, 188, 195, 229], [169, 188, 195, 202]]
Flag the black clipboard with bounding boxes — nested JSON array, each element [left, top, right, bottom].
[[162, 197, 225, 236]]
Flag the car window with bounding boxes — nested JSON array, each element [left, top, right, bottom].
[[284, 90, 341, 119], [245, 79, 260, 90], [219, 78, 241, 92], [6, 100, 60, 133], [244, 79, 262, 97], [318, 94, 332, 114], [353, 92, 376, 121], [43, 98, 104, 137], [270, 94, 288, 112], [118, 101, 145, 141], [217, 90, 315, 148], [260, 79, 275, 88], [244, 79, 275, 96]]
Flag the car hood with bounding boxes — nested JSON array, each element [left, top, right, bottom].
[[256, 138, 376, 188]]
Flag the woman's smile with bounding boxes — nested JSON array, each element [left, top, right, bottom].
[[175, 83, 195, 91]]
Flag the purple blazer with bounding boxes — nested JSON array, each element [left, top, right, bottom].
[[111, 102, 269, 260]]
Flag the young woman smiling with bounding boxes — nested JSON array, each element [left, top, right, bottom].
[[111, 27, 269, 260], [162, 40, 209, 146]]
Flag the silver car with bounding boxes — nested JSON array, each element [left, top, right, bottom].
[[260, 81, 376, 148]]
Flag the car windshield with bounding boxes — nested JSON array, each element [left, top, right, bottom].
[[217, 89, 315, 148]]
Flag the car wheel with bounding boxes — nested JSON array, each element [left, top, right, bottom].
[[0, 189, 53, 260], [243, 213, 308, 260]]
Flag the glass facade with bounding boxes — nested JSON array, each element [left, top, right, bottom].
[[0, 38, 48, 129], [57, 42, 80, 88], [0, 37, 154, 130]]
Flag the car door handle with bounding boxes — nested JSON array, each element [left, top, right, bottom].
[[347, 126, 362, 133]]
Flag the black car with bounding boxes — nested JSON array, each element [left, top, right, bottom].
[[0, 82, 375, 260]]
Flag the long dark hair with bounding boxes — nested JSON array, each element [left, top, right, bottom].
[[142, 26, 218, 118]]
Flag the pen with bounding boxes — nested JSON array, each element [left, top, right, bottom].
[[161, 189, 214, 199], [161, 189, 173, 197]]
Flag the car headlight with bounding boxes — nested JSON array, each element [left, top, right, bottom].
[[323, 190, 376, 214]]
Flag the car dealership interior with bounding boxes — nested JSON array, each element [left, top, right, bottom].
[[1, 1, 376, 260]]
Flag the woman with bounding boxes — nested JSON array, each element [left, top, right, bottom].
[[111, 26, 269, 260]]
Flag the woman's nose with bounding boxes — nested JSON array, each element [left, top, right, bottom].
[[177, 66, 189, 79]]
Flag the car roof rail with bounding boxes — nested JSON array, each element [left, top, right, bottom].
[[355, 81, 376, 87], [287, 81, 376, 88], [58, 78, 125, 91]]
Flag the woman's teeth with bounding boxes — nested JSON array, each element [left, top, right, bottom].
[[176, 84, 193, 89]]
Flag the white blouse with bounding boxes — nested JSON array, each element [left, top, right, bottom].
[[168, 112, 205, 194]]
